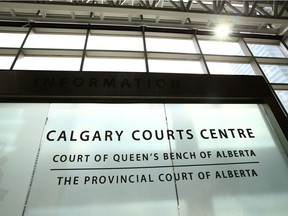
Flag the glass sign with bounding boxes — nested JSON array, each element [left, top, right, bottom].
[[0, 103, 288, 216]]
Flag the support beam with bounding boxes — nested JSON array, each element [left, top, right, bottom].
[[225, 1, 241, 14], [169, 0, 181, 10], [249, 1, 258, 16], [100, 12, 104, 20], [71, 11, 75, 19], [40, 10, 46, 18], [185, 0, 193, 11], [10, 9, 16, 17], [116, 0, 121, 6], [217, 0, 226, 14], [243, 1, 249, 15], [273, 1, 278, 17], [256, 5, 271, 16], [145, 0, 150, 8], [213, 0, 217, 13], [151, 0, 157, 9], [278, 1, 288, 18], [128, 14, 132, 22], [0, 2, 287, 25], [139, 0, 149, 8], [195, 0, 212, 12], [0, 1, 287, 37], [155, 15, 160, 23], [179, 0, 185, 11], [282, 29, 288, 41], [107, 0, 114, 6]]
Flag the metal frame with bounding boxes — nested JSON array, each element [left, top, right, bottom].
[[1, 22, 287, 79], [0, 1, 288, 39], [0, 22, 288, 113]]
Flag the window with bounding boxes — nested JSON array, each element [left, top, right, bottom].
[[24, 33, 86, 49], [14, 56, 82, 71], [207, 62, 255, 75], [276, 91, 288, 113], [83, 57, 146, 72], [248, 44, 287, 58], [149, 59, 203, 74], [0, 56, 14, 69], [260, 65, 288, 83], [199, 40, 245, 56], [0, 32, 26, 48], [87, 35, 144, 51], [146, 37, 197, 54]]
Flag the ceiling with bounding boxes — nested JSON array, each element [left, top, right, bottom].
[[0, 0, 288, 39]]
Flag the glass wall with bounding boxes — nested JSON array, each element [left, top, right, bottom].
[[198, 40, 245, 56], [207, 62, 255, 75], [260, 65, 288, 83], [0, 32, 26, 48], [247, 43, 288, 58], [276, 91, 288, 112], [0, 26, 288, 113]]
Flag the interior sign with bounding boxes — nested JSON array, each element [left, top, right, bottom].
[[22, 103, 288, 216], [45, 128, 255, 142]]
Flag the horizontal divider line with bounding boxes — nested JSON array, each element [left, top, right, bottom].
[[50, 161, 259, 171]]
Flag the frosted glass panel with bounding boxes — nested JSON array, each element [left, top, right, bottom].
[[24, 104, 178, 216], [199, 40, 244, 56], [248, 44, 287, 58], [0, 103, 49, 216], [87, 35, 143, 51], [276, 90, 288, 113], [149, 59, 203, 74], [207, 62, 256, 75], [260, 65, 288, 83], [14, 56, 81, 71], [83, 57, 146, 72], [24, 33, 86, 49], [165, 104, 288, 216], [146, 37, 197, 53], [1, 103, 287, 216], [0, 56, 14, 69], [0, 32, 26, 48]]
